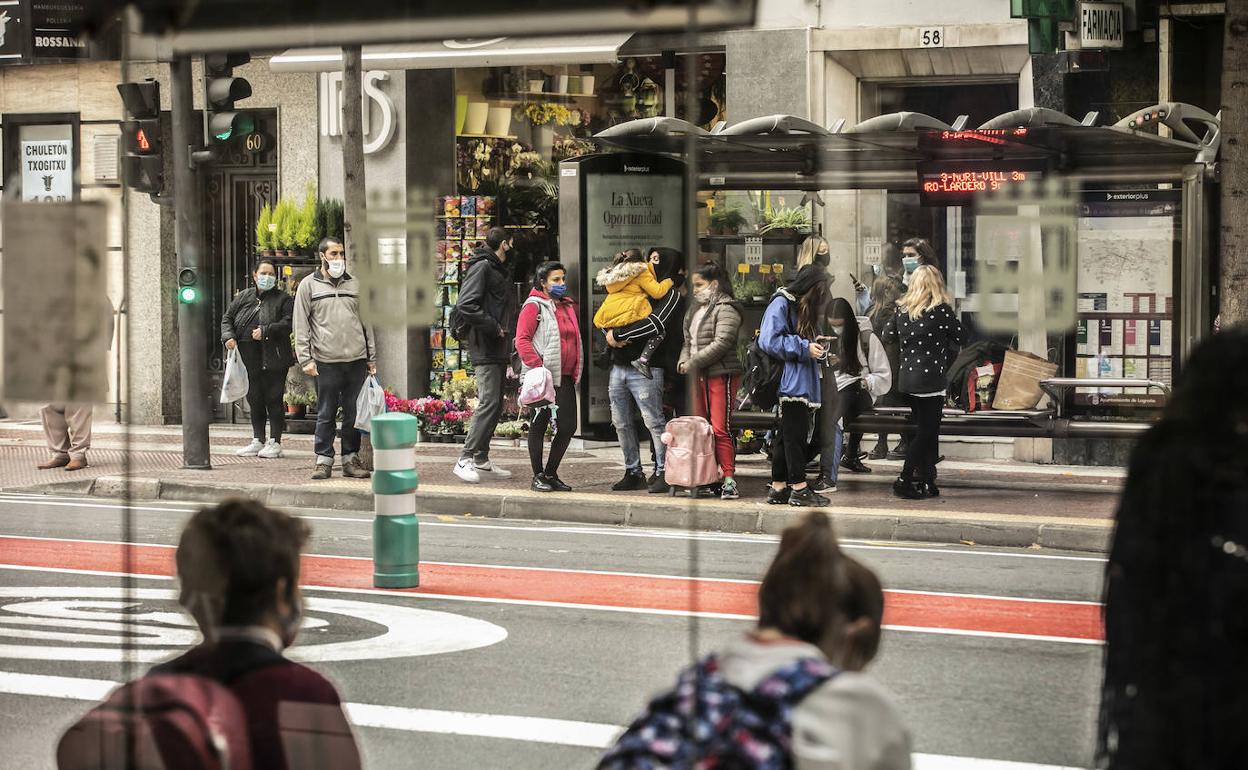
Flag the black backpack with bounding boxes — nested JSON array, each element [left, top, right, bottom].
[[740, 334, 783, 411]]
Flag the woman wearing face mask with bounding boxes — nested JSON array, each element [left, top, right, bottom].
[[514, 262, 582, 493], [867, 246, 908, 461], [900, 238, 939, 284], [678, 263, 744, 500], [797, 235, 831, 269], [221, 259, 295, 459]]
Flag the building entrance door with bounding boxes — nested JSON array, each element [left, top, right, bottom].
[[200, 109, 279, 419]]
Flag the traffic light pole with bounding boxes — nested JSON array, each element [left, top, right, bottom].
[[170, 55, 212, 469]]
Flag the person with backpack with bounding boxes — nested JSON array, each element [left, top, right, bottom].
[[678, 263, 743, 500], [451, 227, 517, 484], [58, 499, 361, 770], [514, 261, 581, 493], [867, 247, 907, 461], [759, 265, 833, 507], [881, 265, 964, 500], [599, 511, 911, 770], [810, 298, 892, 492]]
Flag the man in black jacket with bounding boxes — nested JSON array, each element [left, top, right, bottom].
[[452, 228, 515, 483], [603, 249, 686, 494]]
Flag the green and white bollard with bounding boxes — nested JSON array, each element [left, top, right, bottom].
[[370, 413, 421, 588]]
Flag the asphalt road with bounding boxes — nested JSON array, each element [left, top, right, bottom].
[[0, 492, 1106, 769]]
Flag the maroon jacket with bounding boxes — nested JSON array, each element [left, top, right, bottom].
[[154, 639, 361, 770]]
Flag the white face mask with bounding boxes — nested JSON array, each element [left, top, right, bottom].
[[325, 259, 346, 279]]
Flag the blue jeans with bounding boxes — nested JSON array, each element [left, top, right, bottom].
[[608, 365, 666, 475]]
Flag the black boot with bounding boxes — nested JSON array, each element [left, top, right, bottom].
[[531, 473, 555, 492], [920, 481, 941, 498], [892, 476, 924, 500], [612, 470, 648, 491], [766, 486, 792, 505]]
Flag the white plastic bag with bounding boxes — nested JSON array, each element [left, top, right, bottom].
[[219, 347, 249, 404], [355, 374, 386, 432]]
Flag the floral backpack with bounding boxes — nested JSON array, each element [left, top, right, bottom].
[[597, 654, 838, 770]]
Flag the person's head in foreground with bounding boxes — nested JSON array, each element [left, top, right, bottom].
[[177, 497, 310, 647], [758, 510, 884, 669], [1099, 325, 1248, 770]]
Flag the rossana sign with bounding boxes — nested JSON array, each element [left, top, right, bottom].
[[1079, 2, 1124, 50]]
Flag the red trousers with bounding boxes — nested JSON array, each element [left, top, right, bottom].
[[693, 374, 739, 476]]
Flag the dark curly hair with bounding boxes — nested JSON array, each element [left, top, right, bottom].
[[176, 498, 311, 627]]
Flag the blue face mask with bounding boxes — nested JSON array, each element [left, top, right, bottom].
[[548, 283, 568, 299], [256, 274, 277, 291], [902, 257, 919, 273]]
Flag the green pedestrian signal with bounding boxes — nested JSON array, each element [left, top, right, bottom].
[[178, 268, 199, 304], [179, 286, 199, 304]]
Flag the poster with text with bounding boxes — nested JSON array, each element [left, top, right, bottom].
[[21, 139, 72, 201], [583, 171, 684, 423]]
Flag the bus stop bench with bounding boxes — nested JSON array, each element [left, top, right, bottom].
[[729, 378, 1168, 440]]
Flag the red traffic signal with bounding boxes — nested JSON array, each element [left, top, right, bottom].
[[122, 119, 162, 155]]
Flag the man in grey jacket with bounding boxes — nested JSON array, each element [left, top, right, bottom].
[[294, 237, 376, 480]]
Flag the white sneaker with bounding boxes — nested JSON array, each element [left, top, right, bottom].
[[236, 439, 263, 457], [454, 459, 481, 483], [474, 460, 513, 480], [258, 439, 283, 459]]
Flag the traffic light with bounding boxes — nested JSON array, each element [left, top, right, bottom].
[[205, 52, 254, 143], [178, 268, 200, 304], [117, 79, 164, 194]]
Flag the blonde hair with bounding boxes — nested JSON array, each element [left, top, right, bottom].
[[796, 236, 829, 269], [897, 264, 953, 320]]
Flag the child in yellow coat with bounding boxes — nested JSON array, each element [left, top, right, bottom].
[[593, 250, 673, 378]]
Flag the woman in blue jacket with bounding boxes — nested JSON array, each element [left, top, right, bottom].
[[759, 266, 833, 507]]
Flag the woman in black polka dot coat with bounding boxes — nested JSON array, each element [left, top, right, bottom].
[[880, 265, 964, 499]]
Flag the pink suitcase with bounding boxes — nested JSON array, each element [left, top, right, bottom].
[[661, 417, 721, 492]]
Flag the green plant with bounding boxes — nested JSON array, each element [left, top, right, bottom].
[[295, 183, 318, 250], [731, 277, 769, 299], [494, 419, 526, 439], [709, 204, 747, 233], [758, 205, 810, 235], [519, 102, 576, 127], [255, 204, 274, 252], [323, 199, 345, 242], [438, 376, 478, 408]]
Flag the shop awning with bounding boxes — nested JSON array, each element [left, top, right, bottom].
[[269, 34, 635, 73]]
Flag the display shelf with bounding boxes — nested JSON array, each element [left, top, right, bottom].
[[456, 133, 518, 141], [699, 232, 810, 243], [519, 91, 597, 99]]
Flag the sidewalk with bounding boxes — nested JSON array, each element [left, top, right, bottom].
[[0, 420, 1122, 552]]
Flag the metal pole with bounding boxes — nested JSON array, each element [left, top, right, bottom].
[[170, 55, 212, 469]]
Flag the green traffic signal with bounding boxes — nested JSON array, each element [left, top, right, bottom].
[[179, 286, 199, 304]]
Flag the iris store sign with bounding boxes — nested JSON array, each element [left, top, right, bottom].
[[319, 70, 397, 154]]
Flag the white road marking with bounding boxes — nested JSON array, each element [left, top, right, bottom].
[[0, 670, 1090, 768], [0, 587, 507, 663], [0, 495, 1107, 563]]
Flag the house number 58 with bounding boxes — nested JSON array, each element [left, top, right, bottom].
[[919, 27, 944, 48]]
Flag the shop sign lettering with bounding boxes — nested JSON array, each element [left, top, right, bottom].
[[320, 70, 397, 154]]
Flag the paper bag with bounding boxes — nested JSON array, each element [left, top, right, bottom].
[[991, 349, 1058, 410]]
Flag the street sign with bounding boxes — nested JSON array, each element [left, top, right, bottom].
[[1078, 2, 1124, 50]]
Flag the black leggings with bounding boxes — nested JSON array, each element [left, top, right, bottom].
[[771, 401, 813, 486], [529, 375, 577, 477], [902, 395, 943, 483], [240, 345, 287, 442]]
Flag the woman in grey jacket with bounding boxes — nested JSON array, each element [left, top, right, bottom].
[[678, 264, 744, 500]]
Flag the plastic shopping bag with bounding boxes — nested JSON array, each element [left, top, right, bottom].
[[219, 347, 249, 404], [354, 374, 386, 432]]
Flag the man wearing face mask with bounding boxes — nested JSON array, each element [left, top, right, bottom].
[[151, 499, 362, 770], [294, 237, 377, 480], [450, 227, 517, 483], [222, 259, 295, 459]]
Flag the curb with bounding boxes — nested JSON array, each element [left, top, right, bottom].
[[11, 475, 1114, 554]]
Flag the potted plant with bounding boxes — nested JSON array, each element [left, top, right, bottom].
[[731, 277, 770, 303], [295, 183, 318, 256], [758, 206, 810, 239], [709, 204, 747, 236], [494, 419, 526, 447], [277, 199, 301, 256], [255, 204, 275, 256]]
